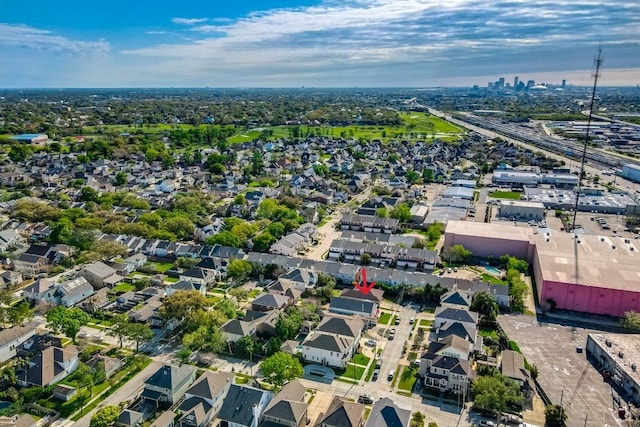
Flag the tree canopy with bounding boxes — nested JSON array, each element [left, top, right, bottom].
[[46, 306, 91, 343], [471, 291, 499, 322], [90, 405, 121, 427], [260, 352, 304, 386]]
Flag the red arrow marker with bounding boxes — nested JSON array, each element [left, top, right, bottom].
[[354, 267, 376, 295]]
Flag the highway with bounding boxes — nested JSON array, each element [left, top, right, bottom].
[[426, 107, 640, 171]]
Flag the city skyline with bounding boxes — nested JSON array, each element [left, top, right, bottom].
[[1, 0, 639, 88]]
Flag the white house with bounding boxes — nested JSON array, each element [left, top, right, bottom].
[[301, 315, 362, 369], [0, 326, 36, 364]]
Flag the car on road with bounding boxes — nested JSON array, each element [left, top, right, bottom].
[[387, 370, 394, 381], [358, 394, 374, 404], [365, 339, 377, 346], [372, 369, 380, 381], [409, 317, 415, 324], [479, 421, 496, 427]]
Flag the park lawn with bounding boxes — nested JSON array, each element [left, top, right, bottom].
[[112, 282, 136, 293], [489, 191, 522, 200], [419, 319, 433, 327], [378, 312, 393, 325], [342, 364, 366, 382], [352, 353, 371, 366], [397, 366, 419, 392], [399, 111, 463, 133], [481, 273, 508, 285]]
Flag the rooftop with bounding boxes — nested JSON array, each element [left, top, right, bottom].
[[534, 233, 640, 291], [445, 220, 534, 243]]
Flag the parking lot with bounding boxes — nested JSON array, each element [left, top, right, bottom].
[[499, 314, 626, 427]]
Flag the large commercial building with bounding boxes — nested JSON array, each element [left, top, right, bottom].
[[492, 171, 579, 188], [524, 188, 639, 215], [621, 164, 640, 184], [443, 220, 640, 317], [532, 233, 640, 317], [498, 201, 545, 221], [443, 221, 534, 261], [10, 133, 49, 145]]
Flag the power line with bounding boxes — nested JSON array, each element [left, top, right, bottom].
[[572, 46, 604, 231]]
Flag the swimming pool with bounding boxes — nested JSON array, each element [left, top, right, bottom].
[[485, 266, 502, 275]]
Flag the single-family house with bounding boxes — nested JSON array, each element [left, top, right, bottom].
[[0, 270, 23, 288], [317, 397, 365, 427], [0, 229, 22, 252], [22, 278, 56, 305], [501, 350, 529, 388], [86, 354, 124, 379], [123, 253, 148, 268], [179, 267, 216, 286], [421, 355, 471, 395], [364, 398, 411, 427], [217, 384, 273, 427], [54, 276, 95, 307], [178, 371, 234, 427], [116, 410, 144, 427], [278, 268, 317, 291], [221, 319, 256, 343], [260, 380, 308, 427], [0, 326, 37, 364], [434, 307, 478, 331], [251, 293, 290, 312], [79, 261, 121, 289], [166, 280, 206, 297], [17, 346, 79, 387], [142, 364, 198, 408], [13, 253, 50, 278], [439, 290, 472, 310], [301, 315, 362, 369]]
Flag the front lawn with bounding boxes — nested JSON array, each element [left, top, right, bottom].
[[352, 353, 371, 366], [419, 319, 433, 327], [378, 312, 393, 325], [481, 273, 508, 285], [398, 366, 419, 392], [342, 364, 366, 381], [479, 325, 499, 339]]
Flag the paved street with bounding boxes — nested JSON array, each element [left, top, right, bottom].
[[73, 360, 163, 427]]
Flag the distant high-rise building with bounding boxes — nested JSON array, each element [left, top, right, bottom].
[[527, 80, 535, 89], [499, 77, 505, 88], [562, 79, 566, 89], [514, 76, 519, 88]]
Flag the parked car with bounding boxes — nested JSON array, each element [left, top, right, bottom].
[[394, 317, 401, 325], [372, 369, 380, 381], [387, 370, 394, 381], [479, 421, 496, 427], [358, 394, 374, 404], [365, 339, 377, 346], [376, 359, 382, 368], [409, 317, 415, 324]]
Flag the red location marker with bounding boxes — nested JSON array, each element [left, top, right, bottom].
[[354, 267, 376, 295]]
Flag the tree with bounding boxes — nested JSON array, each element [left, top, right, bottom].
[[375, 207, 389, 218], [265, 337, 282, 356], [108, 314, 131, 348], [164, 216, 195, 240], [253, 231, 276, 252], [74, 363, 94, 394], [260, 352, 303, 386], [206, 231, 241, 248], [276, 307, 304, 340], [472, 373, 523, 416], [441, 244, 472, 265], [622, 311, 640, 330], [390, 203, 411, 222], [126, 322, 154, 352], [227, 259, 253, 279], [46, 306, 91, 344], [159, 290, 209, 326], [544, 404, 567, 427], [80, 186, 99, 202], [471, 291, 499, 322], [90, 405, 120, 427], [237, 335, 257, 359], [361, 252, 372, 265], [115, 171, 128, 186]]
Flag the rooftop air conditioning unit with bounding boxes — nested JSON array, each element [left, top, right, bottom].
[[619, 351, 624, 359], [612, 245, 616, 250], [605, 339, 612, 347]]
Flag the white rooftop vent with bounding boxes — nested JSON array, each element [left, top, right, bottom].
[[606, 339, 612, 347]]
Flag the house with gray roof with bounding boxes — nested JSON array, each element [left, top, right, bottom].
[[142, 364, 198, 408], [54, 276, 95, 307], [178, 371, 234, 427], [17, 346, 79, 387], [440, 290, 472, 310], [22, 278, 56, 305], [278, 268, 317, 291], [166, 280, 206, 297], [434, 307, 478, 331], [79, 261, 121, 289], [301, 315, 362, 369], [116, 409, 143, 427], [421, 354, 472, 395], [218, 384, 274, 427], [260, 380, 308, 427], [501, 350, 529, 387], [317, 396, 365, 427], [251, 293, 290, 312], [328, 296, 377, 321], [364, 397, 411, 427], [0, 325, 36, 364]]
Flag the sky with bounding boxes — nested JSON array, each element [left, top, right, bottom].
[[1, 0, 639, 88]]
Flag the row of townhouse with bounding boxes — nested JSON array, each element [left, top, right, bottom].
[[340, 214, 400, 234], [328, 238, 437, 270]]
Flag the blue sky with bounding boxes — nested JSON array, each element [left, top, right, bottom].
[[1, 0, 639, 87]]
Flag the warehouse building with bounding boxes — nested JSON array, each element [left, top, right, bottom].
[[524, 188, 639, 215], [10, 133, 49, 145], [493, 171, 578, 188], [498, 200, 546, 221], [621, 164, 640, 184], [443, 221, 534, 261]]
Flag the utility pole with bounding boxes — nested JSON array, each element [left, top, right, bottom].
[[572, 46, 604, 231]]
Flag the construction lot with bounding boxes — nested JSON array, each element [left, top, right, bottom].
[[499, 314, 627, 427]]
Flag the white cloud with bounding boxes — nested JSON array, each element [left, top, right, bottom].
[[0, 23, 109, 55], [171, 17, 207, 25], [146, 30, 169, 35]]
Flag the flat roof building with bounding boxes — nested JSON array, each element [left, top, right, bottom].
[[621, 164, 640, 184], [443, 221, 534, 261], [498, 200, 545, 221], [10, 134, 49, 145]]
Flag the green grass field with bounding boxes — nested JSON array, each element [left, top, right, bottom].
[[481, 273, 508, 285], [342, 364, 366, 381], [489, 191, 522, 200], [397, 366, 419, 392], [378, 312, 393, 325], [112, 282, 136, 293], [80, 111, 464, 144], [419, 319, 433, 327], [352, 353, 371, 366]]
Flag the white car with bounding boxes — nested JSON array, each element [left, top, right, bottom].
[[365, 339, 377, 346]]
